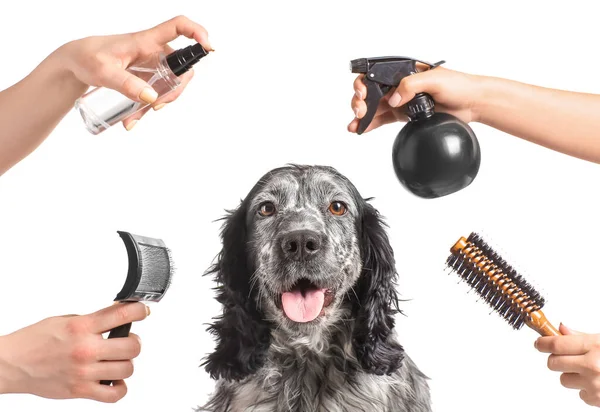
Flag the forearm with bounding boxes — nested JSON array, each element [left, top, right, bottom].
[[475, 75, 600, 163], [0, 48, 88, 176]]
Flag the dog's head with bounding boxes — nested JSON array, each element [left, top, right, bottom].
[[203, 165, 404, 381]]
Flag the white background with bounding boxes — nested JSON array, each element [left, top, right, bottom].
[[0, 1, 599, 411]]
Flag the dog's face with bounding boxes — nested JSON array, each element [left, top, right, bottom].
[[204, 165, 404, 381], [245, 166, 362, 332]]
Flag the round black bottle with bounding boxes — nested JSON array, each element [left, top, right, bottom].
[[392, 93, 481, 199]]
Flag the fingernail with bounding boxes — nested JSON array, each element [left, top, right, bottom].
[[145, 305, 151, 316], [560, 322, 572, 333], [388, 92, 402, 107], [534, 339, 538, 349], [139, 87, 158, 104], [204, 41, 215, 52], [125, 120, 138, 131], [353, 107, 360, 118], [153, 103, 166, 111], [355, 90, 363, 100]]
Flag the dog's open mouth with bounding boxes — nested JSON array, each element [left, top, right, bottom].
[[280, 278, 334, 323]]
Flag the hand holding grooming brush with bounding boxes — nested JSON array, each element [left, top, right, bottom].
[[0, 15, 212, 176], [536, 324, 600, 408], [0, 302, 148, 402], [349, 64, 600, 164]]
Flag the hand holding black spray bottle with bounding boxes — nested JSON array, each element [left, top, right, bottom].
[[75, 43, 210, 135], [351, 57, 481, 199]]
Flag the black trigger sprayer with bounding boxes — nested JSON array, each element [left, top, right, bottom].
[[350, 57, 481, 199]]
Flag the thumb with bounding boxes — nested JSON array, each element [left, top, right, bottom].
[[387, 69, 441, 108], [560, 323, 583, 335], [99, 65, 159, 105]]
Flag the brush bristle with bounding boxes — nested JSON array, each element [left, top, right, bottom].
[[446, 232, 545, 330], [350, 58, 369, 73], [137, 243, 174, 294]]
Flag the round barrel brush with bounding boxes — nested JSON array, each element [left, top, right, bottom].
[[446, 232, 561, 336]]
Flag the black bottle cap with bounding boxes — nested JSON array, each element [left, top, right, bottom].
[[405, 93, 435, 120], [166, 43, 208, 77]]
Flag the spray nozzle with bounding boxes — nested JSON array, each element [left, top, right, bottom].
[[350, 56, 445, 134], [166, 43, 209, 77]]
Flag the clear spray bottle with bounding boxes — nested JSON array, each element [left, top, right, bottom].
[[74, 43, 208, 135]]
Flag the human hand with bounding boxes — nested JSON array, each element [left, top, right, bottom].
[[0, 302, 149, 403], [54, 15, 213, 131], [536, 323, 600, 407], [348, 65, 483, 134]]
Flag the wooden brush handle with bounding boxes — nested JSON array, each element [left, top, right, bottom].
[[527, 310, 561, 336]]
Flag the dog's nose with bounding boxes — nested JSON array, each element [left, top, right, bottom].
[[280, 230, 322, 261]]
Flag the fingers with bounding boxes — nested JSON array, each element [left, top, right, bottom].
[[353, 75, 367, 100], [154, 67, 194, 108], [351, 94, 366, 118], [87, 302, 149, 334], [536, 334, 599, 355], [561, 373, 587, 390], [580, 389, 600, 407], [120, 60, 194, 131], [122, 106, 152, 131], [147, 44, 194, 108], [89, 361, 135, 381], [120, 69, 193, 131], [350, 73, 410, 133], [347, 111, 405, 133], [351, 75, 389, 119], [140, 15, 213, 52], [99, 64, 158, 104], [97, 333, 142, 361], [388, 68, 441, 108], [83, 379, 128, 403], [548, 354, 586, 373]]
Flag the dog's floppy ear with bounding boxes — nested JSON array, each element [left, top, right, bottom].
[[352, 200, 405, 375], [201, 201, 272, 381]]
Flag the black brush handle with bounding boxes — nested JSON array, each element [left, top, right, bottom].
[[99, 322, 132, 386]]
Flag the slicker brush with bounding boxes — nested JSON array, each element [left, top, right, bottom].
[[446, 232, 561, 337], [99, 231, 174, 386]]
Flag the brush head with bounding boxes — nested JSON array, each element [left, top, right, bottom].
[[446, 232, 545, 330], [114, 231, 173, 303]]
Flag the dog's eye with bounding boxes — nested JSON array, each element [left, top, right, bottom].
[[328, 201, 347, 216], [258, 202, 276, 217]]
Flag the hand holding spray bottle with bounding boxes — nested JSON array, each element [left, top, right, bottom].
[[75, 43, 209, 135], [351, 57, 481, 199]]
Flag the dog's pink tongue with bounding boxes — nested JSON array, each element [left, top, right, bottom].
[[281, 289, 325, 323]]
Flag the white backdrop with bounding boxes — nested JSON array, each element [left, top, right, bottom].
[[0, 1, 599, 411]]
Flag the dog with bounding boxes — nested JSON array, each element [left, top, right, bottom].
[[198, 165, 431, 412]]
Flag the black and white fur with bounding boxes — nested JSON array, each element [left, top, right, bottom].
[[198, 165, 431, 412]]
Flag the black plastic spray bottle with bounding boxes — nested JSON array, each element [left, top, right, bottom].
[[75, 43, 209, 135], [351, 57, 481, 199]]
